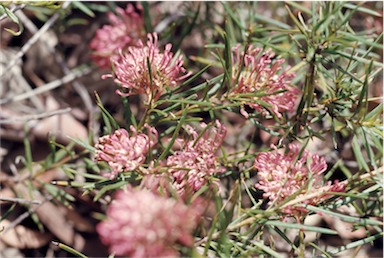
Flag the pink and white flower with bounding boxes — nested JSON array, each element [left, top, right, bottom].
[[94, 125, 158, 179], [254, 143, 346, 217], [97, 188, 199, 257], [230, 45, 300, 118], [89, 4, 145, 69], [105, 32, 191, 103], [166, 120, 227, 196]]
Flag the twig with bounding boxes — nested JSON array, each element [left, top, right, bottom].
[[0, 1, 70, 78], [0, 107, 71, 124], [0, 196, 42, 205], [1, 196, 51, 235], [0, 66, 92, 105]]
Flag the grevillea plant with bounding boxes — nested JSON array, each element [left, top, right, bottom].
[[103, 32, 191, 104], [85, 2, 382, 255], [229, 45, 300, 118], [254, 143, 347, 220], [96, 188, 200, 257], [94, 124, 158, 179], [2, 2, 382, 258], [89, 3, 145, 69]]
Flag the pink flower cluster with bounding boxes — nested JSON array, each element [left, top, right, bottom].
[[89, 4, 145, 69], [97, 188, 199, 257], [254, 143, 346, 217], [94, 125, 158, 179], [142, 121, 227, 198], [166, 120, 227, 197], [105, 32, 191, 103], [231, 45, 300, 118]]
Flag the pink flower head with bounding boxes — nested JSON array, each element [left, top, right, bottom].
[[90, 4, 145, 69], [94, 125, 158, 179], [230, 45, 300, 118], [166, 120, 227, 196], [97, 188, 199, 257], [254, 143, 346, 217], [106, 32, 191, 103]]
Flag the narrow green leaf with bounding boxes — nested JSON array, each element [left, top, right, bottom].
[[67, 136, 95, 152], [365, 103, 383, 122], [170, 74, 224, 100], [95, 92, 119, 134], [265, 220, 338, 235], [71, 1, 95, 17], [0, 203, 16, 222], [30, 212, 44, 232], [251, 119, 281, 137], [352, 136, 370, 172], [52, 241, 88, 258], [312, 4, 343, 35], [82, 2, 110, 12], [122, 96, 137, 128], [320, 57, 363, 84], [204, 43, 225, 49], [285, 5, 308, 38], [93, 180, 128, 201], [253, 13, 291, 29], [222, 2, 246, 30], [173, 3, 200, 52], [360, 127, 378, 170], [0, 4, 23, 36], [305, 205, 383, 226], [330, 118, 338, 149], [223, 20, 233, 92], [42, 182, 75, 206], [343, 3, 383, 17], [247, 239, 285, 258], [62, 166, 106, 180], [157, 99, 213, 107], [325, 49, 382, 67], [285, 1, 311, 15], [272, 226, 297, 251], [354, 60, 372, 119], [23, 125, 33, 172], [336, 31, 383, 49], [158, 106, 188, 160], [141, 2, 153, 34], [307, 242, 333, 258], [327, 233, 383, 255], [169, 65, 211, 92]]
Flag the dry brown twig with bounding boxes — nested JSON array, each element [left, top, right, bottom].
[[0, 196, 42, 205], [0, 67, 92, 105], [0, 107, 72, 124]]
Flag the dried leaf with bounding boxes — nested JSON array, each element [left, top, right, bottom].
[[61, 206, 95, 233], [16, 184, 86, 251], [32, 96, 88, 144], [0, 219, 53, 249], [34, 199, 86, 250]]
